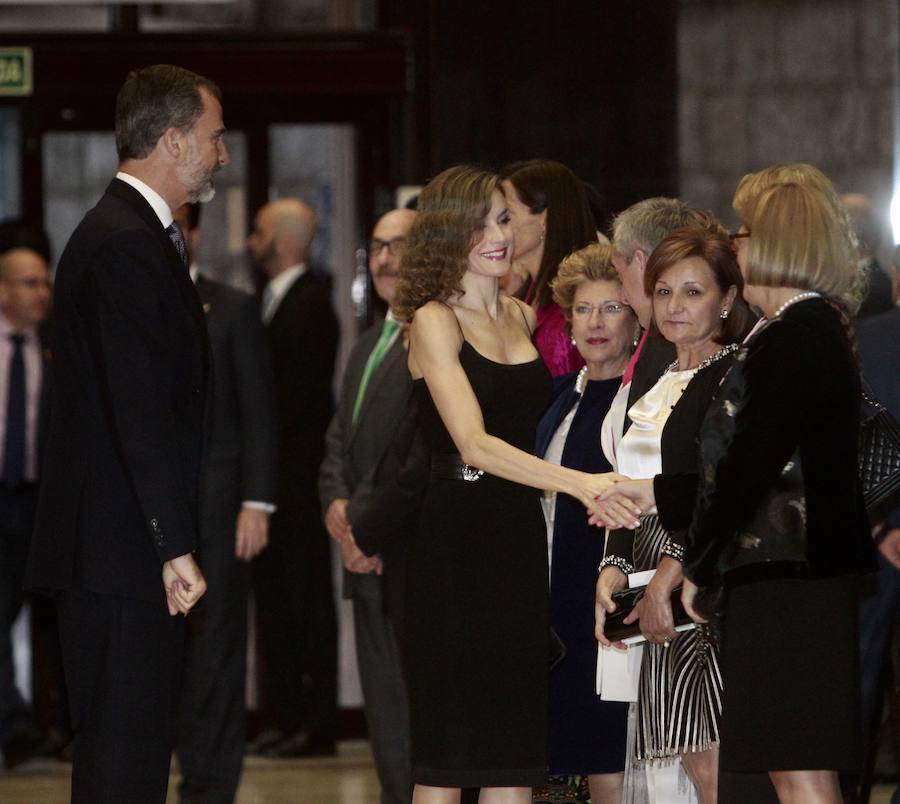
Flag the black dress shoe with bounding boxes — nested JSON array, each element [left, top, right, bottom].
[[245, 727, 285, 755], [262, 730, 336, 758]]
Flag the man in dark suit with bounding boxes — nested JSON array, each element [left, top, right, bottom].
[[173, 203, 277, 804], [0, 246, 52, 768], [248, 198, 340, 757], [319, 208, 418, 804], [27, 64, 227, 802]]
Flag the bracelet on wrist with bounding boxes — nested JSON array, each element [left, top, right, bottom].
[[599, 556, 634, 576], [660, 539, 685, 563]]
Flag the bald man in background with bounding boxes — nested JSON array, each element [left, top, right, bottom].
[[247, 199, 340, 757], [0, 247, 52, 768]]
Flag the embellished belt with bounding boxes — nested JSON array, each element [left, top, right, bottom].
[[430, 454, 486, 482]]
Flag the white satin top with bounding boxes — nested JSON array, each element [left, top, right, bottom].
[[600, 381, 631, 471], [614, 368, 695, 512]]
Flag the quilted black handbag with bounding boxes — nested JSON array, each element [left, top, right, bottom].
[[859, 382, 900, 521]]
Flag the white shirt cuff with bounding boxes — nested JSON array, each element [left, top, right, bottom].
[[242, 500, 276, 514]]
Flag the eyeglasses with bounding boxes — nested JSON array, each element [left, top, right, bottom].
[[729, 230, 750, 243], [369, 237, 407, 257], [572, 302, 630, 318]]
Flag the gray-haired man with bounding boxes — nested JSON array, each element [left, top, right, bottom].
[[28, 64, 227, 803]]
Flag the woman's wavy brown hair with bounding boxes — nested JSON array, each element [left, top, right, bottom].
[[395, 165, 498, 322]]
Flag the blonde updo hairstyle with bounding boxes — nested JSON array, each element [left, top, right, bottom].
[[744, 181, 860, 312], [733, 164, 863, 312], [395, 165, 498, 322]]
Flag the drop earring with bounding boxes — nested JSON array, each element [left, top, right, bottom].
[[570, 336, 577, 346], [720, 309, 729, 319]]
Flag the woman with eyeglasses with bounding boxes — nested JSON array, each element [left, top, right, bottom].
[[534, 243, 640, 803], [595, 223, 754, 803], [678, 172, 877, 803]]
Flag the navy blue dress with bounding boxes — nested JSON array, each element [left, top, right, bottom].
[[536, 372, 628, 775]]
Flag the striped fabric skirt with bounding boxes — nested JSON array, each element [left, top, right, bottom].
[[633, 515, 722, 762]]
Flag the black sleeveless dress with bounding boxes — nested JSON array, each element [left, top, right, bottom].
[[406, 340, 552, 788]]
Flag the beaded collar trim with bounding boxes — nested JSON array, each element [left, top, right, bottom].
[[665, 342, 740, 375]]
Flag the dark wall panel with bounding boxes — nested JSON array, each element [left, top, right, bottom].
[[382, 0, 678, 220]]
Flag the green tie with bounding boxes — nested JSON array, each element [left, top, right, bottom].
[[352, 319, 400, 424]]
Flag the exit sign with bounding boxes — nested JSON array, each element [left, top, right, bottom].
[[0, 48, 32, 96]]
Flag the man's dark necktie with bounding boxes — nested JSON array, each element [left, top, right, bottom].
[[166, 221, 189, 268], [3, 333, 26, 486]]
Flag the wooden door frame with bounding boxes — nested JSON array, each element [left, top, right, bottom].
[[0, 32, 413, 247]]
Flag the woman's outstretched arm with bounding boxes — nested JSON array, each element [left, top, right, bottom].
[[409, 301, 621, 514]]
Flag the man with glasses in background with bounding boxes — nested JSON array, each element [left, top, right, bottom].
[[320, 208, 420, 804]]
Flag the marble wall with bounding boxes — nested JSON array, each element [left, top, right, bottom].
[[678, 0, 897, 233]]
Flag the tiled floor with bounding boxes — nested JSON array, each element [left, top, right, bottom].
[[0, 742, 896, 803], [0, 740, 381, 804]]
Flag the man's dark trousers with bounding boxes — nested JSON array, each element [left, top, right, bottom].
[[0, 484, 36, 747]]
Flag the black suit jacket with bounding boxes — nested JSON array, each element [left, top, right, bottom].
[[627, 334, 676, 414], [685, 300, 876, 586], [28, 178, 209, 603], [267, 270, 339, 510], [195, 275, 276, 517], [319, 320, 425, 612]]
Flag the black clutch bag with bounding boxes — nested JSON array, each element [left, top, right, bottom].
[[604, 585, 691, 643], [859, 383, 900, 521]]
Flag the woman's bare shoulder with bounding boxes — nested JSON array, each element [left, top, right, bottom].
[[410, 299, 463, 337]]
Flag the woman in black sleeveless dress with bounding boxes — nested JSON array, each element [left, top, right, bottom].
[[396, 165, 621, 803]]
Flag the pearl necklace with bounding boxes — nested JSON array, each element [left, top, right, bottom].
[[665, 342, 740, 375], [771, 291, 821, 319], [574, 365, 589, 395]]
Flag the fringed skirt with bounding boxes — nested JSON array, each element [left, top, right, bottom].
[[633, 515, 722, 762]]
